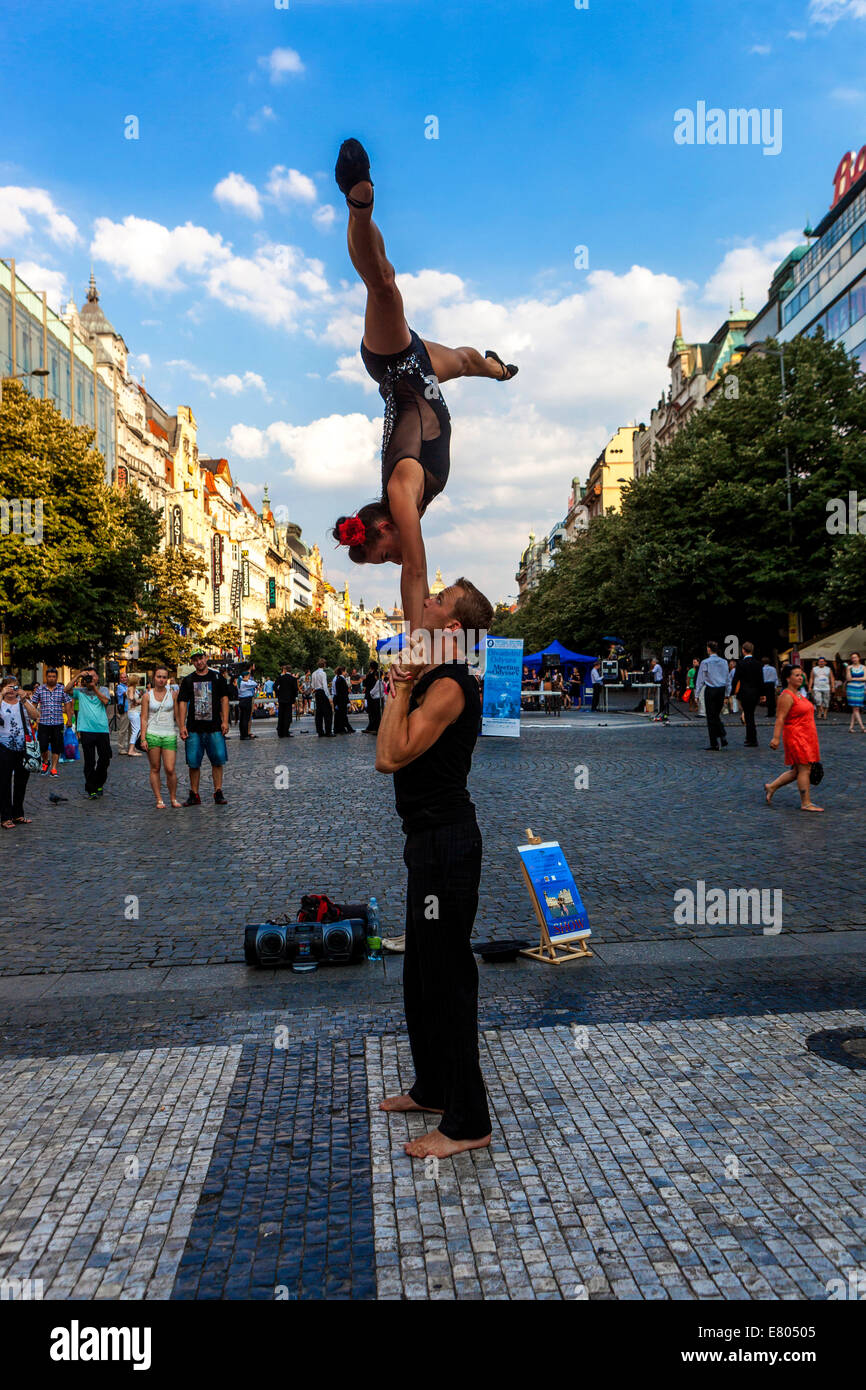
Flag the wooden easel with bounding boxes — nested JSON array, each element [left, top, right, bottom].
[[518, 828, 593, 966]]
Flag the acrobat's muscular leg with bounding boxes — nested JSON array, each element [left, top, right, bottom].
[[345, 182, 412, 358], [421, 339, 511, 384]]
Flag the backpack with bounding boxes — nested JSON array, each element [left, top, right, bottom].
[[297, 893, 341, 924]]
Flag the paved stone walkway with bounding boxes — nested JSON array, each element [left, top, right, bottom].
[[4, 711, 865, 976], [2, 716, 865, 1302]]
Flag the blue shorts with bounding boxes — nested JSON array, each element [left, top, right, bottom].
[[185, 730, 227, 769]]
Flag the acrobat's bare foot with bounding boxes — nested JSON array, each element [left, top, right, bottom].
[[379, 1093, 444, 1115], [404, 1128, 491, 1159], [764, 782, 775, 806], [801, 803, 824, 812]]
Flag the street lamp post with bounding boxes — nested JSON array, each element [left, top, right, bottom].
[[0, 367, 50, 406]]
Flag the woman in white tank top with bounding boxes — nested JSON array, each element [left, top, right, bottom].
[[140, 666, 181, 808]]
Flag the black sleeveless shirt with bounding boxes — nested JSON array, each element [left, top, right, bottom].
[[393, 662, 481, 834]]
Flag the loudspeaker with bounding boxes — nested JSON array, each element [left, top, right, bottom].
[[662, 645, 677, 669], [244, 918, 367, 968]]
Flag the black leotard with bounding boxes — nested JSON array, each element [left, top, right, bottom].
[[360, 329, 451, 512]]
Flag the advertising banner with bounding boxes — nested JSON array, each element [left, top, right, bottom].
[[481, 636, 523, 738], [517, 840, 591, 944]]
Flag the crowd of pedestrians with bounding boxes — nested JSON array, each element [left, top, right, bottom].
[[2, 641, 861, 825], [0, 651, 388, 820]]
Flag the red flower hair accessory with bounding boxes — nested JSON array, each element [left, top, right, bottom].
[[336, 516, 367, 547]]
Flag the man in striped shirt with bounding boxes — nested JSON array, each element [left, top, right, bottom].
[[32, 667, 70, 776]]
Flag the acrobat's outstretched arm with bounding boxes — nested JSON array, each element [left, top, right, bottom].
[[387, 467, 429, 635]]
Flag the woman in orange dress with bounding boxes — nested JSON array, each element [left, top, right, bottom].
[[764, 665, 823, 812]]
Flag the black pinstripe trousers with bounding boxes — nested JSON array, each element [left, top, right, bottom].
[[403, 818, 492, 1140]]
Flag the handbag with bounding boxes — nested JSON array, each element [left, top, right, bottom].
[[63, 726, 79, 761], [20, 706, 41, 773], [809, 761, 824, 786]]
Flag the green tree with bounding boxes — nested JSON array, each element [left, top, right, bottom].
[[206, 621, 243, 655], [337, 627, 371, 670], [247, 614, 309, 673], [0, 382, 161, 665], [247, 609, 347, 675], [500, 333, 866, 659], [137, 546, 208, 668]]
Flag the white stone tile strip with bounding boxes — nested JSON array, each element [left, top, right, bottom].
[[367, 1010, 866, 1300], [0, 1045, 242, 1300]]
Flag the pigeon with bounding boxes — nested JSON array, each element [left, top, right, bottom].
[[49, 792, 68, 803]]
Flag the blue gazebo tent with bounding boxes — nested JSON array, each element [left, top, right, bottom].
[[376, 632, 406, 657], [523, 640, 596, 668]]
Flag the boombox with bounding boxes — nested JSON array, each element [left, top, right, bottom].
[[244, 901, 369, 968]]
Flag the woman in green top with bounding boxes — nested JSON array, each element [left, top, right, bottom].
[[685, 658, 698, 703]]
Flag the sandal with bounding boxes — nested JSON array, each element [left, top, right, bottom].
[[485, 349, 519, 381], [13, 816, 32, 824], [1, 820, 15, 830], [335, 138, 374, 208]]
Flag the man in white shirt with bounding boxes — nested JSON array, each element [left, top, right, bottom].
[[238, 672, 258, 740], [808, 657, 834, 719], [590, 660, 603, 711], [311, 658, 334, 737], [695, 640, 732, 751]]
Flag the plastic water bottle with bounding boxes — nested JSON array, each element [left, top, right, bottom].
[[366, 896, 382, 962]]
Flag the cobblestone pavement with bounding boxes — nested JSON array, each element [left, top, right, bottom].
[[3, 710, 864, 976], [1, 715, 865, 1302]]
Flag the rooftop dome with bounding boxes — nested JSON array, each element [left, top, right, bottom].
[[78, 271, 121, 339]]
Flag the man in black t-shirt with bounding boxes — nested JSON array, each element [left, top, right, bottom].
[[177, 649, 229, 806], [274, 664, 299, 738], [375, 577, 494, 1163]]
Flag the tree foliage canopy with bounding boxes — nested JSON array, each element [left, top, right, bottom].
[[0, 382, 161, 665], [248, 609, 369, 675], [494, 334, 866, 657]]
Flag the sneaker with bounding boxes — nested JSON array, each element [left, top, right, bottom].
[[382, 934, 406, 954], [50, 768, 59, 777], [213, 790, 227, 805], [40, 762, 48, 774], [183, 791, 202, 807], [89, 791, 100, 799], [96, 787, 105, 796]]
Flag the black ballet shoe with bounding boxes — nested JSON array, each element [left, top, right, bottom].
[[336, 138, 374, 208], [485, 349, 519, 381]]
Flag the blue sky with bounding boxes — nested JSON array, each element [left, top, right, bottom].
[[2, 0, 865, 605]]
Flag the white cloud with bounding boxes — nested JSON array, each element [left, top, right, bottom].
[[266, 165, 317, 205], [91, 215, 231, 291], [167, 358, 270, 399], [225, 423, 268, 459], [248, 106, 276, 132], [129, 352, 151, 372], [830, 86, 865, 102], [0, 186, 78, 246], [225, 412, 381, 490], [700, 230, 802, 312], [809, 0, 866, 21], [258, 47, 305, 83], [330, 351, 379, 393], [271, 413, 381, 490], [92, 217, 332, 330], [214, 371, 268, 397], [748, 43, 772, 53], [13, 260, 67, 310], [788, 29, 807, 38], [213, 172, 263, 220], [313, 203, 338, 231]]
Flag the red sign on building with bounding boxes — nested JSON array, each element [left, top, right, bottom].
[[831, 144, 866, 209]]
